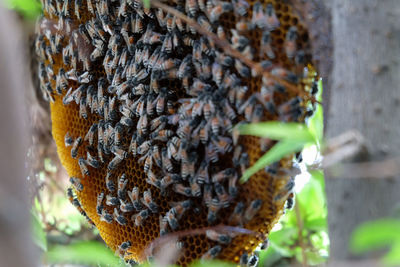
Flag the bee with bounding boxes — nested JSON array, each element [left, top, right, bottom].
[[211, 168, 233, 183], [159, 215, 169, 236], [116, 240, 131, 258], [141, 189, 158, 213], [114, 208, 127, 226], [146, 170, 161, 189], [229, 201, 244, 226], [189, 177, 201, 197], [240, 252, 249, 265], [206, 230, 232, 244], [212, 136, 232, 154], [231, 30, 249, 50], [247, 254, 259, 267], [197, 15, 213, 32], [108, 155, 123, 171], [209, 2, 233, 22], [214, 183, 230, 207], [236, 20, 254, 32], [105, 172, 116, 192], [106, 195, 119, 206], [172, 183, 192, 197], [97, 208, 112, 223], [127, 187, 143, 211], [186, 0, 198, 16], [70, 177, 83, 192], [152, 146, 162, 168], [260, 31, 275, 59], [64, 132, 74, 147], [285, 26, 298, 59], [132, 209, 149, 227], [71, 136, 82, 159], [86, 151, 99, 169], [164, 209, 179, 230], [120, 199, 135, 213], [235, 59, 251, 78], [77, 157, 89, 176], [94, 192, 104, 216], [151, 129, 174, 142], [171, 200, 192, 219], [244, 199, 262, 222], [252, 2, 271, 29], [260, 238, 270, 250], [160, 173, 180, 190], [232, 0, 249, 16], [117, 174, 128, 200], [201, 245, 221, 261], [207, 198, 221, 224]]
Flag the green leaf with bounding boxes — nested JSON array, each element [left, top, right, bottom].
[[44, 241, 122, 266], [383, 241, 400, 266], [4, 0, 41, 19], [238, 122, 315, 143], [142, 0, 150, 9], [258, 245, 285, 267], [240, 140, 306, 183], [31, 210, 47, 252], [350, 219, 400, 254]]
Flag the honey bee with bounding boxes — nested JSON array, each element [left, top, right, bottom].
[[161, 148, 173, 172], [212, 168, 234, 183], [247, 254, 259, 267], [108, 155, 124, 171], [207, 198, 221, 224], [164, 209, 179, 230], [201, 245, 221, 261], [114, 208, 127, 226], [229, 201, 244, 226], [141, 189, 158, 213], [260, 31, 275, 59], [235, 59, 250, 78], [96, 192, 104, 216], [228, 173, 238, 197], [260, 238, 270, 250], [212, 136, 232, 154], [197, 15, 213, 33], [117, 174, 128, 200], [244, 199, 262, 222], [271, 67, 299, 83], [170, 199, 192, 220], [71, 136, 82, 159], [232, 0, 249, 16], [146, 170, 162, 189], [159, 215, 169, 236], [209, 2, 233, 23], [70, 177, 83, 192], [185, 0, 198, 16], [116, 240, 131, 258], [132, 209, 149, 227], [78, 157, 90, 176], [189, 177, 201, 197], [64, 132, 74, 147], [152, 129, 174, 142], [100, 209, 113, 223], [240, 251, 249, 265], [86, 151, 99, 169], [205, 230, 232, 244], [172, 183, 192, 197], [106, 195, 119, 206], [285, 26, 298, 59], [120, 199, 135, 213], [105, 172, 116, 192], [214, 183, 230, 207]]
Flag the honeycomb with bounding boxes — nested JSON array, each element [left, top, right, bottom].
[[35, 0, 317, 265]]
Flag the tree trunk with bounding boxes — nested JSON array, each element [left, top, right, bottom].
[[325, 0, 400, 261]]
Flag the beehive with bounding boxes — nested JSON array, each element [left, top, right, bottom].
[[34, 0, 317, 265]]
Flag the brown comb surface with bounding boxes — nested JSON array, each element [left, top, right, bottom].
[[36, 0, 317, 265]]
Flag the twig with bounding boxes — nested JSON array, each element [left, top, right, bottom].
[[142, 224, 259, 261], [150, 0, 314, 101], [294, 196, 308, 267]]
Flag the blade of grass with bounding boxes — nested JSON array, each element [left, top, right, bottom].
[[240, 140, 306, 183], [238, 122, 315, 143]]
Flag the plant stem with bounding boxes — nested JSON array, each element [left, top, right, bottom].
[[295, 196, 308, 267]]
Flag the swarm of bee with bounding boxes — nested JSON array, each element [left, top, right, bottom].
[[34, 0, 318, 265]]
